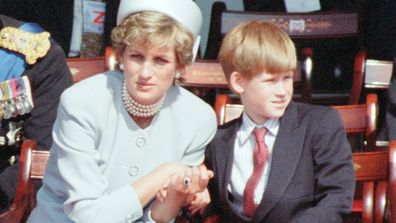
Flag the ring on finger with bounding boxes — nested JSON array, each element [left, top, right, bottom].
[[183, 176, 191, 186]]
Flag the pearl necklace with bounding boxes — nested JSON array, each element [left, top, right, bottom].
[[122, 80, 166, 117]]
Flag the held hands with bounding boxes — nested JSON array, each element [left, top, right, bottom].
[[156, 164, 214, 214]]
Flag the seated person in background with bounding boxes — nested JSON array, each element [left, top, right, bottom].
[[0, 14, 73, 211], [27, 0, 217, 222], [204, 20, 355, 222]]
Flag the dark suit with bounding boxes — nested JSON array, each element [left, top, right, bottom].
[[0, 0, 120, 56], [0, 14, 73, 211], [205, 101, 355, 222]]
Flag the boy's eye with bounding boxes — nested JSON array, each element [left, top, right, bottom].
[[263, 78, 275, 82]]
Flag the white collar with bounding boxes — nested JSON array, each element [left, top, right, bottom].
[[238, 112, 280, 145]]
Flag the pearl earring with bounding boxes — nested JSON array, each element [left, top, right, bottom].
[[119, 63, 124, 70], [175, 71, 181, 79]]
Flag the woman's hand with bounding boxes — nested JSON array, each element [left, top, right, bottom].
[[151, 164, 214, 222], [157, 164, 213, 202]]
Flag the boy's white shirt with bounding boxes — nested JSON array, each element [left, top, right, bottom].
[[227, 112, 280, 215]]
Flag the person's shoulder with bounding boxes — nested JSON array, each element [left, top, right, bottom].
[[46, 38, 66, 58], [1, 15, 67, 71], [166, 85, 217, 127], [169, 85, 215, 114], [292, 101, 342, 127], [61, 70, 122, 104], [66, 70, 121, 92], [0, 14, 23, 27], [294, 101, 338, 117], [217, 117, 239, 133]]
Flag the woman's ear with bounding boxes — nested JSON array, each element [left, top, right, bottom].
[[229, 71, 245, 94], [175, 65, 186, 79], [176, 64, 186, 73], [115, 48, 124, 68]]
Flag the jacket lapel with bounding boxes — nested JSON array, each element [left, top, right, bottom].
[[253, 102, 306, 222], [215, 118, 247, 218]]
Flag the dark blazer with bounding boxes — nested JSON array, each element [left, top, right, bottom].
[[205, 101, 355, 223]]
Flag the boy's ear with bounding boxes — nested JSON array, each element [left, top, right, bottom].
[[229, 71, 245, 94]]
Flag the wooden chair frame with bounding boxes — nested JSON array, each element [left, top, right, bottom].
[[66, 57, 107, 83], [353, 149, 387, 223], [390, 141, 396, 223], [221, 11, 359, 38], [0, 140, 48, 223]]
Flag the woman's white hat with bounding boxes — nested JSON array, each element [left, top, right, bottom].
[[117, 0, 203, 60]]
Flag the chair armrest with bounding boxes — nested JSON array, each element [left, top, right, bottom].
[[0, 140, 38, 223]]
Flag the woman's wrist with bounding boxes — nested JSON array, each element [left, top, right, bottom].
[[160, 161, 184, 176]]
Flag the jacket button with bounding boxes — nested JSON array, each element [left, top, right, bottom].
[[135, 137, 146, 148], [125, 214, 134, 223], [128, 165, 139, 176]]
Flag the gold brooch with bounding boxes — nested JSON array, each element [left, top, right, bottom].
[[0, 27, 51, 65]]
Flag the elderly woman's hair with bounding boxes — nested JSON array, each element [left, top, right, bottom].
[[111, 11, 194, 65], [219, 20, 297, 81]]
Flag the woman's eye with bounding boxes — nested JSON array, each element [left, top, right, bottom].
[[155, 57, 168, 64], [130, 54, 143, 60]]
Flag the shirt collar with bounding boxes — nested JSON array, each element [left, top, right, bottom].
[[239, 111, 280, 144]]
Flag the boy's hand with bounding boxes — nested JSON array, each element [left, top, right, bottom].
[[186, 188, 211, 215]]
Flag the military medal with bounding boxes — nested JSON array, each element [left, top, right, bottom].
[[0, 76, 33, 120]]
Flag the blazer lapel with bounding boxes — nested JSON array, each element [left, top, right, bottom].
[[253, 102, 306, 222], [215, 118, 246, 217]]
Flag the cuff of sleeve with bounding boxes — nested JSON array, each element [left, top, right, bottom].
[[65, 185, 143, 222], [114, 185, 144, 222], [142, 202, 155, 222]]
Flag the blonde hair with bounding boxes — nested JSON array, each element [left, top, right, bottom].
[[219, 20, 297, 81], [111, 11, 194, 66]]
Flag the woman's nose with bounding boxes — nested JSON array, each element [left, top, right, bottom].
[[139, 62, 154, 78]]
